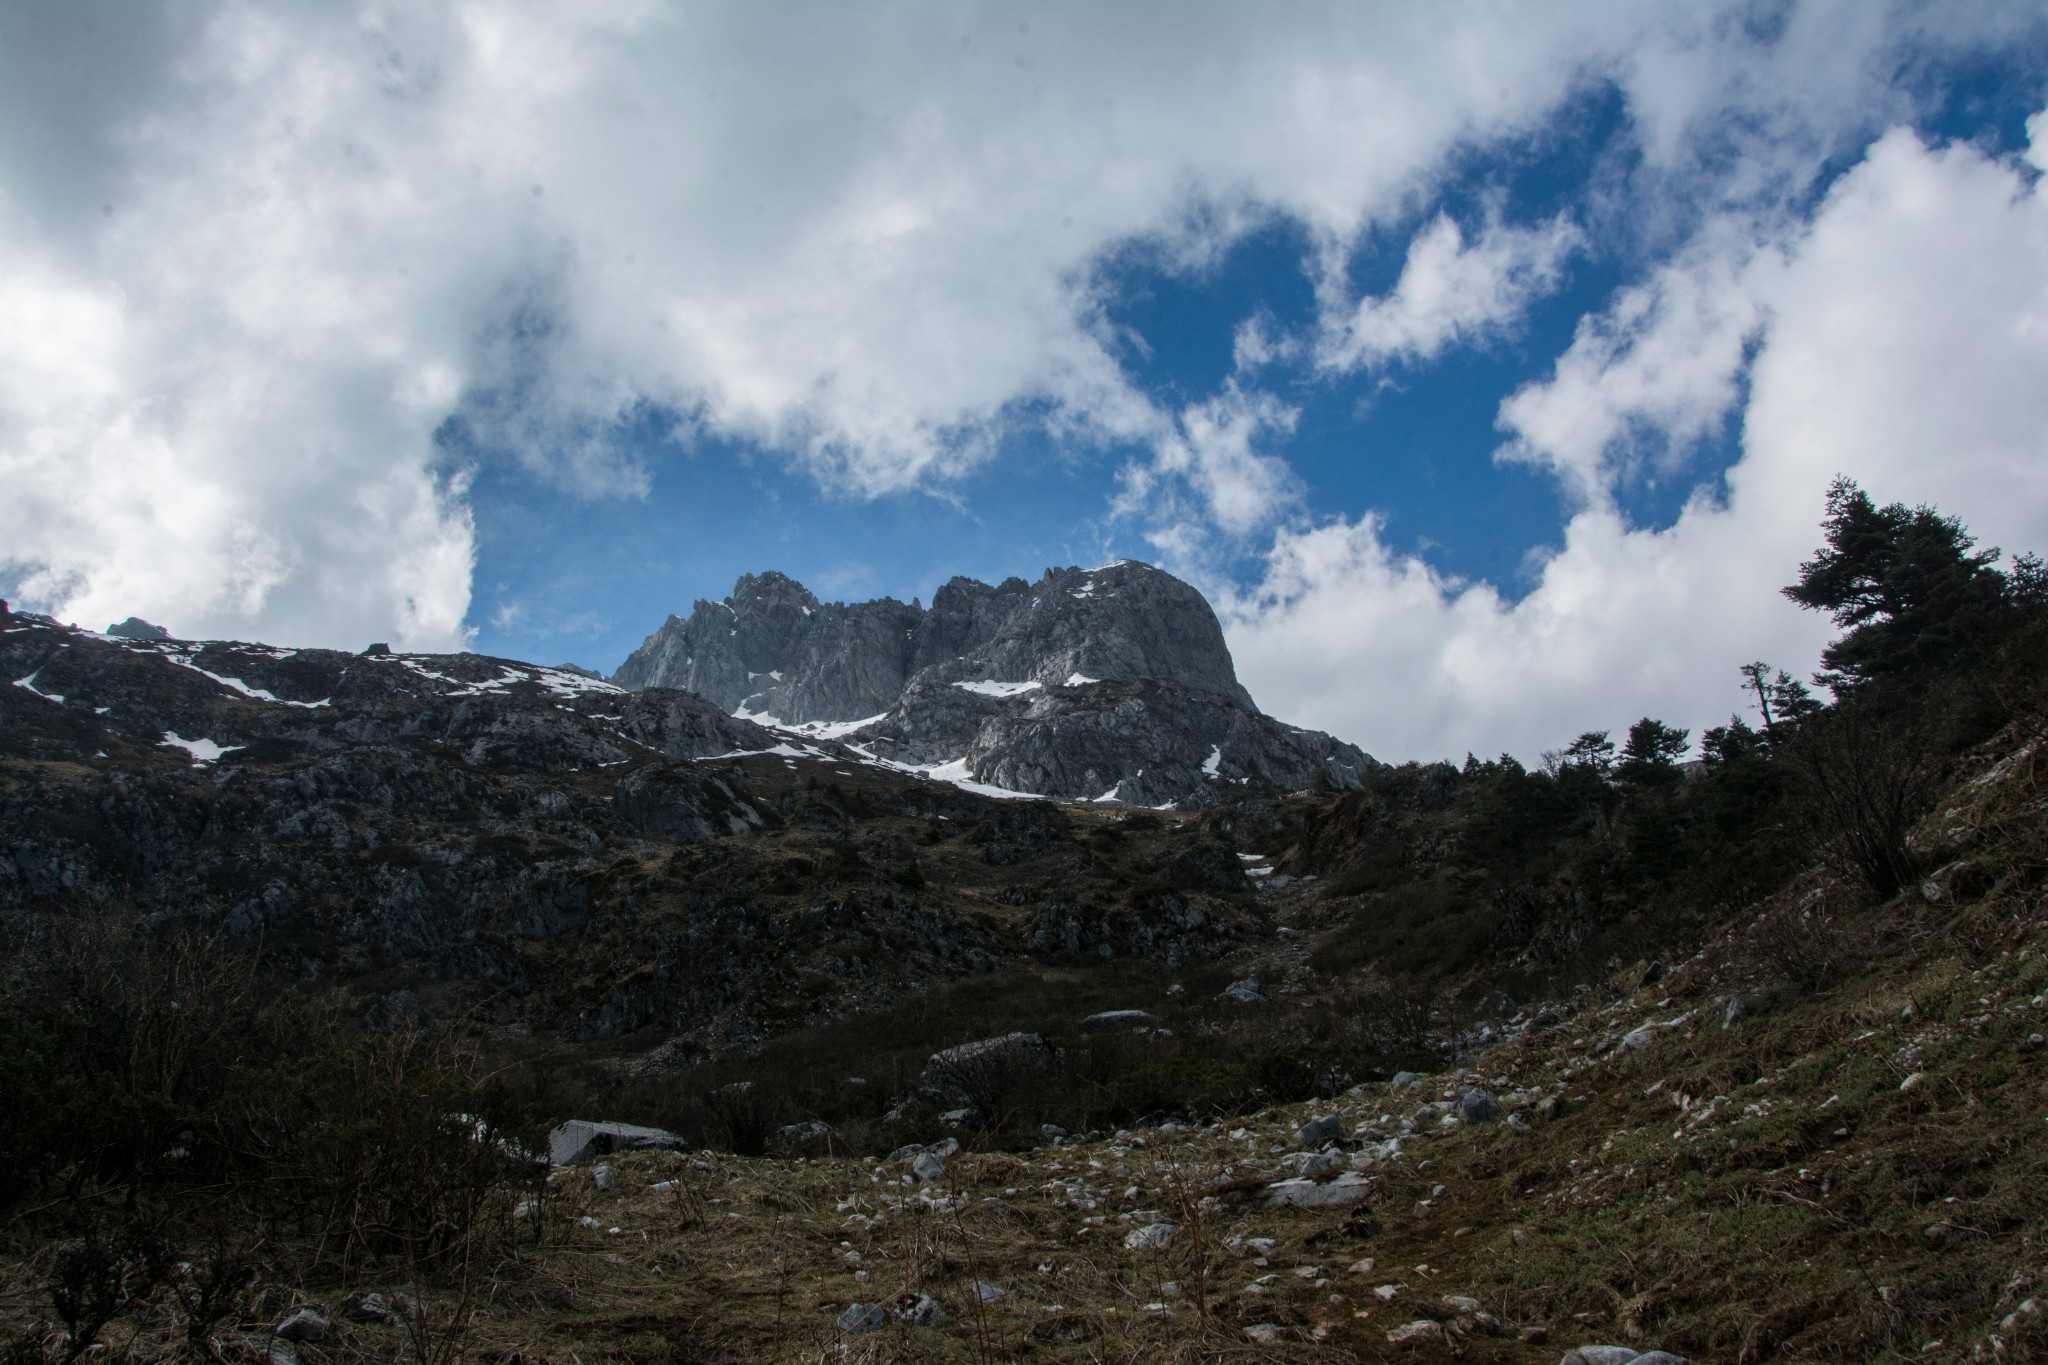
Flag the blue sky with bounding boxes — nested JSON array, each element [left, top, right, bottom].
[[5, 3, 2048, 759], [459, 29, 2041, 670]]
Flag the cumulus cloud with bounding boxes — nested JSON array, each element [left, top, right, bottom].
[[1227, 119, 2048, 761], [0, 0, 1887, 646], [1115, 384, 1301, 544], [1495, 245, 1768, 508], [1315, 212, 1585, 372], [0, 0, 2036, 664]]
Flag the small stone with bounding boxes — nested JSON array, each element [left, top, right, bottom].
[[1922, 880, 1943, 903], [1900, 1072, 1926, 1092], [1631, 1353, 1692, 1365], [1519, 1324, 1548, 1343], [1442, 1295, 1482, 1314], [835, 1302, 885, 1335], [1243, 1324, 1281, 1342], [893, 1293, 945, 1327], [1724, 996, 1750, 1028], [591, 1163, 615, 1191], [1390, 1071, 1422, 1088], [1620, 1026, 1657, 1052], [1375, 1284, 1400, 1301], [1385, 1320, 1444, 1344], [273, 1310, 330, 1344], [1923, 1222, 1949, 1244], [1507, 1112, 1534, 1135], [911, 1151, 947, 1183], [1041, 1123, 1068, 1139], [973, 1281, 1005, 1304]]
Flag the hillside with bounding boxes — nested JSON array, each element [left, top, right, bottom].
[[0, 482, 2043, 1363]]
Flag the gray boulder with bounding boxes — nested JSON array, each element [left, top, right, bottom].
[[1219, 978, 1269, 1006], [273, 1310, 330, 1343], [771, 1120, 832, 1151], [549, 1119, 686, 1166], [1081, 1009, 1158, 1034], [1123, 1222, 1178, 1250], [1459, 1088, 1501, 1124], [836, 1303, 886, 1335], [1298, 1114, 1344, 1146]]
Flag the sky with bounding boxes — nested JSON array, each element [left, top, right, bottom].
[[4, 1, 2048, 763]]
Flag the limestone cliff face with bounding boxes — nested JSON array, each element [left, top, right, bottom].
[[614, 561, 1371, 808]]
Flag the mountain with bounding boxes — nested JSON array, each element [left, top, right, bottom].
[[613, 560, 1372, 808]]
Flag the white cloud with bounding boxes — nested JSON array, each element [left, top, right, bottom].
[[1495, 243, 1769, 508], [0, 1, 2034, 656], [1228, 119, 2048, 761], [1117, 384, 1301, 542], [1315, 212, 1584, 372]]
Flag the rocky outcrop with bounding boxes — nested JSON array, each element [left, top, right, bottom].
[[613, 561, 1372, 809], [614, 563, 1254, 721]]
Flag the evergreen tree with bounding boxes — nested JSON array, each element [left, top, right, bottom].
[[1784, 477, 2012, 689]]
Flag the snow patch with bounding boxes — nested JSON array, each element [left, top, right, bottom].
[[12, 671, 63, 704], [161, 732, 241, 764], [775, 712, 890, 740], [1202, 745, 1223, 777], [918, 757, 1041, 800], [1064, 672, 1100, 687], [953, 679, 1043, 699], [1090, 783, 1123, 803], [166, 655, 329, 707], [716, 742, 815, 760], [534, 666, 621, 698]]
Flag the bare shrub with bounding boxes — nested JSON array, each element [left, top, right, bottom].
[[1785, 700, 1940, 901]]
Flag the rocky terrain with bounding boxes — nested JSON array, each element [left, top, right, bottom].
[[2, 488, 2044, 1363], [0, 603, 1295, 1056], [612, 561, 1373, 809]]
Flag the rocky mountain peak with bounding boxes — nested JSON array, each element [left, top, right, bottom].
[[612, 561, 1369, 809]]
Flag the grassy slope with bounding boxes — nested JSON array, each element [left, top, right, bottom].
[[5, 739, 2041, 1363]]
